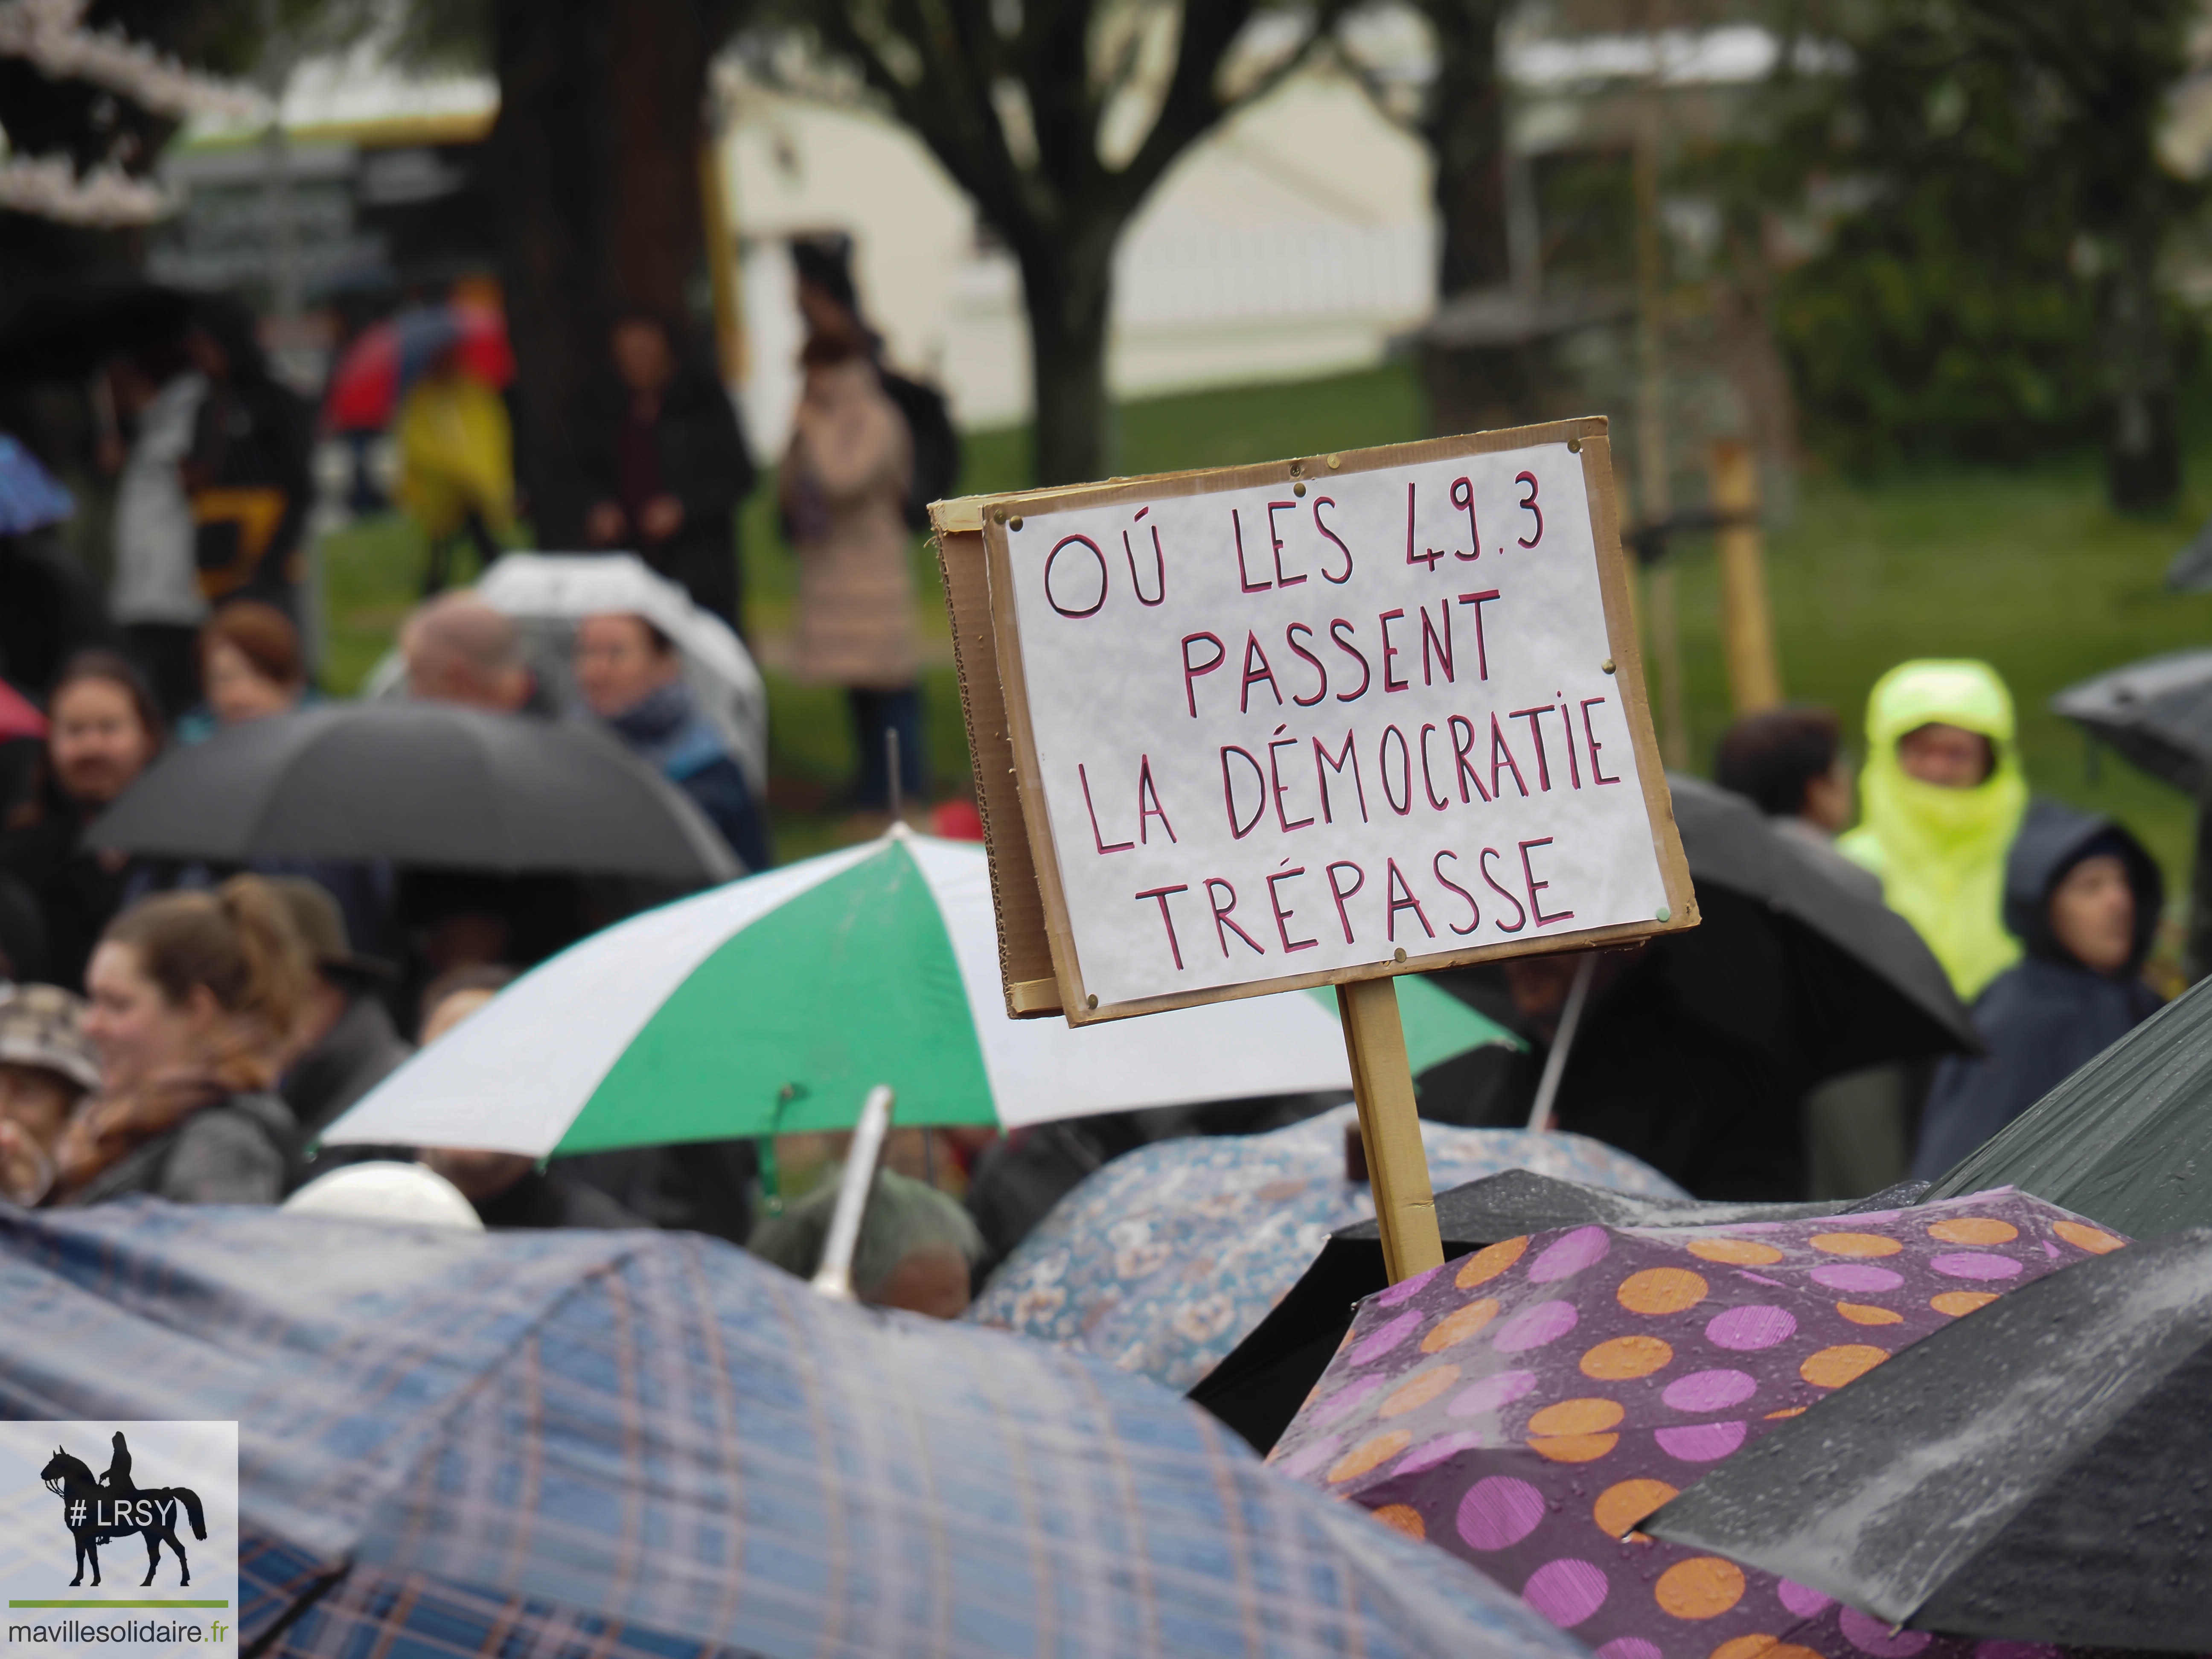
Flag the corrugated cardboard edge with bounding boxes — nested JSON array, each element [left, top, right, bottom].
[[930, 508, 1062, 1018]]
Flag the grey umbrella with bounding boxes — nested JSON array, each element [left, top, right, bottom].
[[87, 703, 739, 884], [2050, 647, 2212, 793], [1644, 1224, 2209, 1650]]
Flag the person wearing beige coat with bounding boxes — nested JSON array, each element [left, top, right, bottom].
[[780, 339, 923, 812]]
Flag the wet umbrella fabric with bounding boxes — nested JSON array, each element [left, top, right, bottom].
[[1662, 774, 1977, 1078], [0, 1202, 1589, 1659], [358, 553, 770, 791], [1190, 1171, 1928, 1455], [0, 434, 74, 533], [2050, 648, 2212, 793], [325, 303, 513, 432], [0, 278, 190, 384], [969, 1109, 1684, 1392], [2168, 513, 2212, 593], [1267, 1190, 2119, 1656], [0, 680, 46, 741], [321, 831, 1516, 1151], [1922, 971, 2212, 1237], [84, 701, 738, 883], [1645, 1225, 2206, 1649], [475, 552, 767, 790]]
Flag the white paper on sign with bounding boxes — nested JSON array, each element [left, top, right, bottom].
[[1002, 441, 1670, 1011]]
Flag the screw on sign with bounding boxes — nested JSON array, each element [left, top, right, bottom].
[[930, 418, 1695, 1281]]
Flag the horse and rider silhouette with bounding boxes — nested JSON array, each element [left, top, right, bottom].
[[39, 1432, 207, 1588]]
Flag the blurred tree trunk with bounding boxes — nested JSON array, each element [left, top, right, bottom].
[[489, 0, 734, 543], [1015, 225, 1118, 491], [1954, 0, 2196, 514], [800, 0, 1321, 486], [2103, 211, 2179, 514], [1420, 0, 1513, 297]]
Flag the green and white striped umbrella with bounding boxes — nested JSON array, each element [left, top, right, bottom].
[[324, 830, 1516, 1158]]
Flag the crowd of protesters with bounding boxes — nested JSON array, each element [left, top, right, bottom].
[[0, 249, 2175, 1320]]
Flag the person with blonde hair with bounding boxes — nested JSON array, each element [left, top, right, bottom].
[[49, 875, 310, 1205]]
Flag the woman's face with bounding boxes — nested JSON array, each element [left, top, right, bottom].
[[204, 640, 299, 725], [82, 943, 219, 1095], [49, 677, 155, 807]]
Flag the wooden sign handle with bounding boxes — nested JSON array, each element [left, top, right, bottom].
[[1336, 978, 1446, 1282]]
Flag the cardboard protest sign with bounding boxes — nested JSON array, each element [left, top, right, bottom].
[[933, 417, 1695, 1026]]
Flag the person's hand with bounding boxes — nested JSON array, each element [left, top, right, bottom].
[[640, 495, 684, 541], [585, 501, 626, 545]]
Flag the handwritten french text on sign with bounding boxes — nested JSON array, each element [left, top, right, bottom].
[[998, 438, 1674, 1013]]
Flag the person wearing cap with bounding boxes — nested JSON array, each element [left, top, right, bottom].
[[281, 1160, 484, 1231], [0, 984, 102, 1205], [267, 876, 413, 1141], [749, 1165, 984, 1319]]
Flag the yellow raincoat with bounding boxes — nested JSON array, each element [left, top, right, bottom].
[[395, 373, 515, 543], [1839, 659, 2028, 1000]]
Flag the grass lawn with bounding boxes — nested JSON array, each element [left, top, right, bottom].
[[318, 358, 2212, 887]]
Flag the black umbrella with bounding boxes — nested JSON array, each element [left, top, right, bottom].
[[2049, 648, 2212, 794], [86, 703, 740, 884], [1644, 1225, 2208, 1649], [0, 278, 193, 384], [1659, 774, 1977, 1079], [1187, 1169, 1926, 1453], [1922, 970, 2212, 1237]]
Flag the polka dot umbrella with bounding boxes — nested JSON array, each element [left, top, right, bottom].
[[1266, 1188, 2127, 1658]]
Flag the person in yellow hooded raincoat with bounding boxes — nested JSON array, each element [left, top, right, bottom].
[[1839, 659, 2029, 1001], [395, 349, 515, 595]]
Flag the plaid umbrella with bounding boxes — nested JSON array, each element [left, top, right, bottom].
[[971, 1106, 1683, 1392], [0, 1202, 1588, 1659], [1267, 1188, 2126, 1656]]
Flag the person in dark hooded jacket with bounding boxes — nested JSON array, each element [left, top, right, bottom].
[[181, 298, 312, 622], [1910, 800, 2164, 1179], [579, 314, 757, 631]]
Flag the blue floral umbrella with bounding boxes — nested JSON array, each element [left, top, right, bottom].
[[0, 1202, 1588, 1659], [969, 1107, 1685, 1391]]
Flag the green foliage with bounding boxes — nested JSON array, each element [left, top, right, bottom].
[[1775, 193, 2105, 472], [1724, 0, 2204, 477]]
